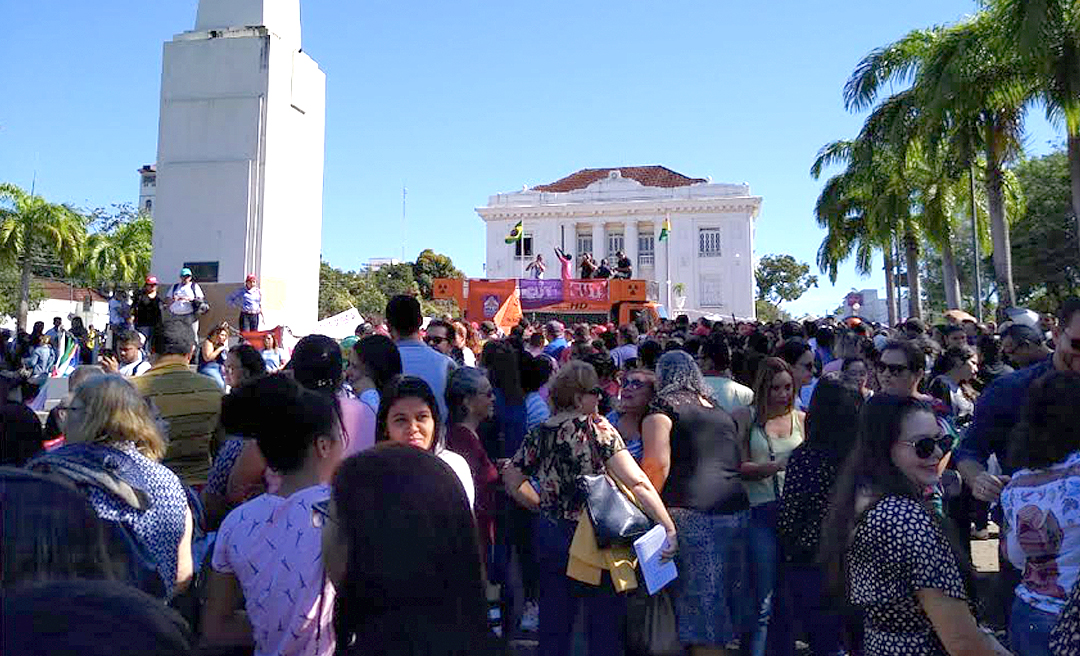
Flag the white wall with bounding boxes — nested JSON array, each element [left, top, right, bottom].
[[2, 299, 111, 334]]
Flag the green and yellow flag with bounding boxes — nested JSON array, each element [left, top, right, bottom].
[[505, 220, 524, 244], [659, 215, 671, 241]]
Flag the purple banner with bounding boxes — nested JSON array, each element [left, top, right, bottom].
[[519, 279, 565, 309]]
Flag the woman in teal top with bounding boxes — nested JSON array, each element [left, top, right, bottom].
[[732, 357, 805, 656]]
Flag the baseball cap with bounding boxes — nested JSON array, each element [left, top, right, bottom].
[[145, 276, 158, 285], [180, 267, 192, 277], [903, 317, 927, 334]]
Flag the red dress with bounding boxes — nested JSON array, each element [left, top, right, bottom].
[[445, 423, 499, 558]]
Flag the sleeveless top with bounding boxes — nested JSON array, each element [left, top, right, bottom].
[[744, 410, 804, 506]]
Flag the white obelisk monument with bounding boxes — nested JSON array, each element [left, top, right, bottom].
[[151, 0, 326, 333]]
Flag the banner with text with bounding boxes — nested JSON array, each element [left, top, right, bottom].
[[566, 280, 609, 304], [519, 279, 565, 309]]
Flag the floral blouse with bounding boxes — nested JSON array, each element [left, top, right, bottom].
[[1051, 579, 1080, 655], [511, 412, 625, 521]]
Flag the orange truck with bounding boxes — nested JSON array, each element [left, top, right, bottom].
[[432, 277, 662, 331]]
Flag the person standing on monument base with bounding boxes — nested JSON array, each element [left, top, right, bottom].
[[134, 276, 164, 347], [168, 268, 206, 340], [227, 274, 263, 333]]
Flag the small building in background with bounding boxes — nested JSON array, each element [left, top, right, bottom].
[[478, 166, 762, 319], [1, 279, 111, 333], [835, 289, 890, 325], [138, 165, 156, 217], [364, 258, 401, 272]]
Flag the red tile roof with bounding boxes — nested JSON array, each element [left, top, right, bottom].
[[532, 166, 707, 192], [35, 278, 108, 303]]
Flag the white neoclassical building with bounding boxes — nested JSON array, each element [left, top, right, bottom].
[[477, 166, 762, 319]]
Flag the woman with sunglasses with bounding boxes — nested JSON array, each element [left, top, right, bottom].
[[202, 374, 343, 656], [1000, 371, 1080, 655], [641, 350, 750, 656], [820, 395, 1009, 655], [502, 359, 676, 656], [732, 357, 804, 656], [606, 369, 656, 461]]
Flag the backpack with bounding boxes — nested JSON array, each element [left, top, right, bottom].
[[27, 446, 167, 597]]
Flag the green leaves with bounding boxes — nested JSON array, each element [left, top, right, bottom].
[[755, 254, 818, 305]]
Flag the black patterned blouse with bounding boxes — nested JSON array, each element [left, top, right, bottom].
[[847, 494, 967, 655], [1051, 580, 1080, 655], [776, 444, 840, 565], [511, 412, 625, 521]]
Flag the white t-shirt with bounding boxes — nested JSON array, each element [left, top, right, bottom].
[[212, 485, 335, 656], [437, 448, 475, 511], [169, 282, 204, 316], [119, 358, 152, 377]]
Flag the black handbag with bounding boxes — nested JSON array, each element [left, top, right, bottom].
[[579, 473, 653, 548]]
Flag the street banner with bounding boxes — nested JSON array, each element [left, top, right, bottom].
[[519, 279, 565, 309], [567, 280, 609, 304]]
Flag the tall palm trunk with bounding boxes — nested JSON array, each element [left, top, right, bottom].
[[985, 138, 1015, 310], [904, 220, 923, 320], [884, 246, 898, 326], [17, 252, 32, 332], [940, 236, 962, 310], [1069, 133, 1080, 262]]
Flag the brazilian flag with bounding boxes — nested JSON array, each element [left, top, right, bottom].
[[659, 216, 671, 241], [505, 220, 523, 244]]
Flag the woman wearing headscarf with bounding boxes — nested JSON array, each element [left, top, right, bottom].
[[640, 350, 751, 656]]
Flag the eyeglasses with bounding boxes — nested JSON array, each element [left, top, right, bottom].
[[311, 499, 335, 528], [585, 387, 604, 396], [875, 362, 910, 376], [621, 379, 648, 390], [425, 336, 448, 346], [898, 435, 953, 459]]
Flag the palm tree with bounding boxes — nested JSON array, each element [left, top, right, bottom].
[[0, 183, 86, 331], [79, 213, 154, 286], [992, 0, 1080, 258]]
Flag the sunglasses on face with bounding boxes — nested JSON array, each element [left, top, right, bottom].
[[875, 362, 910, 375], [425, 336, 448, 346], [899, 435, 952, 459], [621, 378, 648, 390], [586, 387, 604, 396]]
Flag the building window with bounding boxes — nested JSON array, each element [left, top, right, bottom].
[[576, 233, 593, 257], [144, 175, 156, 187], [607, 232, 624, 258], [144, 200, 152, 213], [638, 234, 654, 267], [699, 228, 722, 257], [183, 261, 220, 283], [514, 233, 534, 259], [700, 273, 724, 307]]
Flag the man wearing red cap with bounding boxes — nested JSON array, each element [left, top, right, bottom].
[[228, 274, 263, 332], [133, 276, 164, 346]]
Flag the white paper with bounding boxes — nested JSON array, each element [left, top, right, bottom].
[[633, 524, 678, 595]]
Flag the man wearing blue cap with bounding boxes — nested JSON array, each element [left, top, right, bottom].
[[169, 268, 206, 338]]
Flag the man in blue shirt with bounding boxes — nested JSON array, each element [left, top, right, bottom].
[[542, 321, 568, 360], [958, 297, 1080, 502], [386, 295, 456, 422], [227, 275, 262, 332]]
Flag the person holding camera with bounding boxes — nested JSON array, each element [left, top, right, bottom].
[[168, 268, 207, 339]]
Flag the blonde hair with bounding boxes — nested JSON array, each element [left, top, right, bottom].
[[67, 375, 166, 461], [548, 360, 599, 413]]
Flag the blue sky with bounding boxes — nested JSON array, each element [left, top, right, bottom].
[[0, 0, 1061, 317]]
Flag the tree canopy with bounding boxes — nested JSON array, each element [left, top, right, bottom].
[[755, 254, 818, 305]]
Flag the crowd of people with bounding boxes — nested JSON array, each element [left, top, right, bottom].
[[3, 288, 1080, 656]]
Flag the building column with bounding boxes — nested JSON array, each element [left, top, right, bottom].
[[625, 221, 638, 278], [592, 222, 605, 262], [655, 221, 669, 307]]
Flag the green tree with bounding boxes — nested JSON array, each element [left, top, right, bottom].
[[372, 263, 420, 299], [318, 261, 390, 320], [1011, 150, 1080, 305], [78, 205, 153, 286], [412, 249, 464, 300], [754, 299, 790, 323], [755, 254, 818, 305], [0, 183, 86, 330], [0, 261, 45, 320]]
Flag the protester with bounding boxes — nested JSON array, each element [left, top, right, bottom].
[[928, 345, 980, 426], [223, 343, 267, 390], [451, 319, 477, 366], [525, 253, 546, 279], [483, 338, 528, 460], [133, 320, 224, 487], [1000, 324, 1051, 370], [523, 353, 553, 431], [347, 334, 402, 416], [614, 249, 633, 279], [607, 368, 655, 461], [424, 318, 456, 359], [999, 371, 1080, 655], [445, 367, 499, 566], [610, 323, 639, 368], [386, 295, 455, 421], [732, 357, 805, 656], [23, 333, 54, 381], [580, 252, 596, 279], [198, 322, 231, 389], [876, 339, 927, 398], [840, 357, 873, 398], [375, 375, 475, 508], [975, 334, 1013, 391], [543, 320, 569, 359], [228, 274, 263, 332], [701, 337, 754, 413], [261, 331, 286, 372], [321, 445, 495, 655], [774, 376, 865, 656], [555, 246, 573, 280], [502, 359, 677, 656], [821, 394, 1009, 654], [594, 258, 612, 278], [640, 351, 751, 654], [33, 374, 194, 598], [775, 339, 815, 412], [168, 267, 206, 337], [133, 276, 163, 345], [203, 374, 341, 656], [101, 328, 152, 376]]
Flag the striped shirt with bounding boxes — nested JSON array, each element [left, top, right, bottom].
[[133, 362, 223, 486]]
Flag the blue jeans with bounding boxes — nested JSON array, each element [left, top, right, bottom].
[[532, 515, 626, 656], [743, 502, 779, 656], [1009, 598, 1057, 656], [769, 563, 846, 656], [199, 363, 225, 390]]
